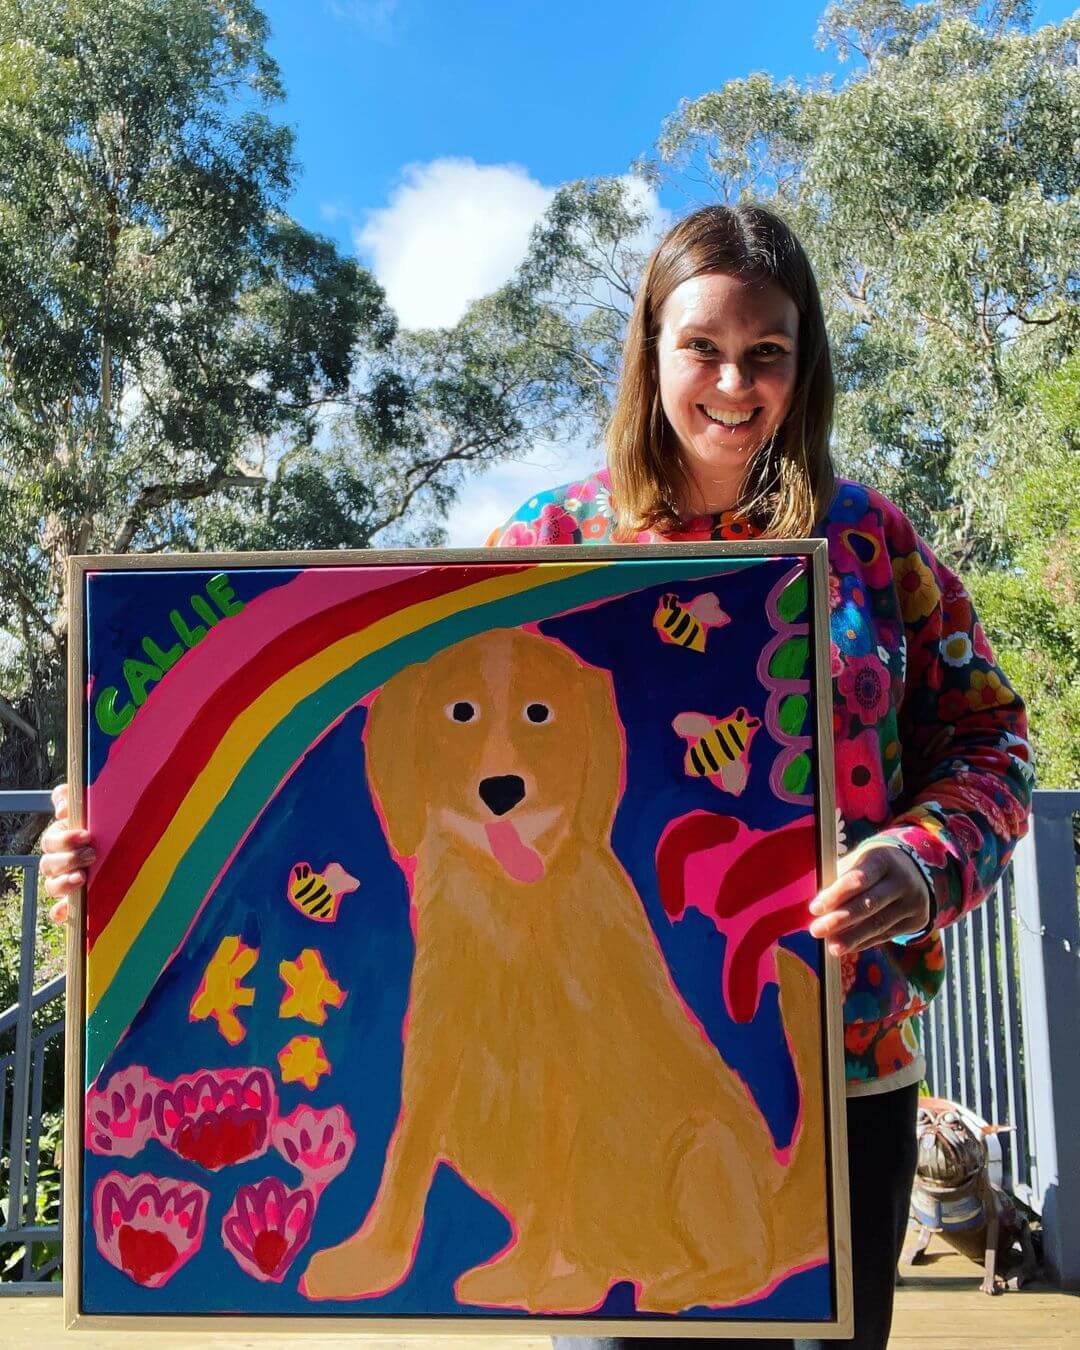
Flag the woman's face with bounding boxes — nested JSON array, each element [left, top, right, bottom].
[[655, 271, 800, 514]]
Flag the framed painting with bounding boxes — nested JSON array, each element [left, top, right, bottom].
[[64, 543, 851, 1337]]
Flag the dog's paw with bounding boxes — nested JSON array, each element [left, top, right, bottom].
[[454, 1255, 535, 1309], [300, 1238, 412, 1301]]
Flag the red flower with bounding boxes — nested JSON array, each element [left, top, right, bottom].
[[835, 728, 889, 822], [845, 1021, 878, 1055], [937, 688, 969, 722], [535, 504, 582, 545], [581, 513, 608, 540], [873, 1027, 910, 1076]]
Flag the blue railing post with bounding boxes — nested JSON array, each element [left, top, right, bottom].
[[1010, 790, 1080, 1289], [0, 789, 64, 1294]]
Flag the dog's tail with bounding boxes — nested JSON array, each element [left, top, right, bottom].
[[771, 947, 830, 1270]]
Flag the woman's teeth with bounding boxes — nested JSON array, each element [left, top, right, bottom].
[[703, 406, 757, 426]]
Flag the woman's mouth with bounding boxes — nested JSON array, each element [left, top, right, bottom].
[[700, 405, 761, 431]]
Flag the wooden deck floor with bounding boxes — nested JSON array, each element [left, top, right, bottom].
[[1, 1237, 1076, 1348]]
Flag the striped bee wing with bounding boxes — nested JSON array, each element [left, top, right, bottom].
[[719, 757, 749, 795]]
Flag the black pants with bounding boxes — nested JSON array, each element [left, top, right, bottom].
[[553, 1081, 919, 1350]]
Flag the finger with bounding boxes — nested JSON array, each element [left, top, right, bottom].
[[40, 824, 92, 855], [43, 870, 85, 900], [40, 846, 96, 879], [826, 898, 923, 956], [51, 783, 69, 820], [48, 897, 69, 925], [809, 876, 903, 940], [809, 849, 894, 916]]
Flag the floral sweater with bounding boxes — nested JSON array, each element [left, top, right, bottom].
[[486, 469, 1033, 1091]]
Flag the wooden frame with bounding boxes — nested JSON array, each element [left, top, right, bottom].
[[65, 542, 851, 1337]]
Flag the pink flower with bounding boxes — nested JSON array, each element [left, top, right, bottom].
[[899, 827, 949, 869], [153, 1067, 275, 1171], [93, 1172, 209, 1288], [835, 728, 889, 822], [837, 654, 890, 724], [271, 1104, 355, 1196], [972, 621, 994, 661], [495, 521, 536, 547], [222, 1177, 316, 1283], [565, 479, 597, 504], [535, 503, 582, 545], [950, 812, 985, 862], [86, 1065, 160, 1158]]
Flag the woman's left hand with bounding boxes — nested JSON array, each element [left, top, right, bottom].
[[809, 844, 931, 956]]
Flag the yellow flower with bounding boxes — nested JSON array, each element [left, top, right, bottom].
[[893, 552, 940, 622], [278, 1035, 331, 1090], [189, 935, 257, 1045], [279, 949, 346, 1026], [967, 669, 1014, 710]]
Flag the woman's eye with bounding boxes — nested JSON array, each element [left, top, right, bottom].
[[446, 700, 478, 723], [524, 702, 553, 724], [755, 344, 786, 359], [688, 339, 714, 354]]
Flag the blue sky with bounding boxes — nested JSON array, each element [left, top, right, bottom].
[[257, 0, 1077, 541]]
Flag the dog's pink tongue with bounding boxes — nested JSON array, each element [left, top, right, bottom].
[[485, 820, 544, 884]]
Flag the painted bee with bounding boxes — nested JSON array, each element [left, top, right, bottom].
[[287, 861, 360, 922], [653, 591, 730, 654], [672, 707, 762, 796]]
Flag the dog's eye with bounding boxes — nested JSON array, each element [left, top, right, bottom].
[[524, 702, 553, 724], [446, 700, 478, 723]]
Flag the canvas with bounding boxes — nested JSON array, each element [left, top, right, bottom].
[[65, 544, 850, 1337]]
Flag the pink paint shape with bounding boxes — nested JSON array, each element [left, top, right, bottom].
[[271, 1104, 355, 1196], [656, 811, 818, 1022], [85, 1064, 161, 1158], [86, 565, 431, 872], [152, 1066, 276, 1171], [92, 1171, 209, 1288], [222, 1176, 317, 1283]]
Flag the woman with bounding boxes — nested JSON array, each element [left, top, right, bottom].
[[484, 204, 1032, 1350], [42, 205, 1030, 1349]]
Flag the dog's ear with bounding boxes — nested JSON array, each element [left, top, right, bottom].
[[364, 659, 427, 858], [575, 663, 625, 842]]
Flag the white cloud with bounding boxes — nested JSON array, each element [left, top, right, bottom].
[[441, 436, 604, 548], [355, 158, 556, 330]]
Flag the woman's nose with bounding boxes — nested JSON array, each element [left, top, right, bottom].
[[714, 362, 752, 395]]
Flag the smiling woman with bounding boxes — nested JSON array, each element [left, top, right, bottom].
[[486, 202, 1032, 1350], [604, 203, 835, 545], [656, 271, 800, 516]]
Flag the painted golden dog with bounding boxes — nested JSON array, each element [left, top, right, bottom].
[[301, 627, 827, 1312]]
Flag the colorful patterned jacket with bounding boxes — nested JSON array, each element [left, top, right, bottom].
[[486, 469, 1033, 1091]]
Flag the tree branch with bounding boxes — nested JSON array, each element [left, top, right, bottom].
[[111, 470, 266, 552], [0, 694, 37, 741]]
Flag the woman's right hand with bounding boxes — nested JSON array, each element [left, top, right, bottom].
[[39, 783, 94, 923]]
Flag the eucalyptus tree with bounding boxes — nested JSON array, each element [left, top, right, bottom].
[[649, 0, 1080, 560], [0, 0, 591, 822]]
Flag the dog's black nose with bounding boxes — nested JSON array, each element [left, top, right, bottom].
[[478, 775, 526, 816]]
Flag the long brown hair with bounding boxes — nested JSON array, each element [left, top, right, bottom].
[[607, 204, 835, 539]]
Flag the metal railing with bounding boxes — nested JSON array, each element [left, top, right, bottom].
[[0, 790, 63, 1294], [0, 790, 1077, 1292], [919, 789, 1080, 1290]]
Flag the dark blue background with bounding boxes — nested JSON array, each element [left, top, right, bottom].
[[83, 560, 830, 1323]]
